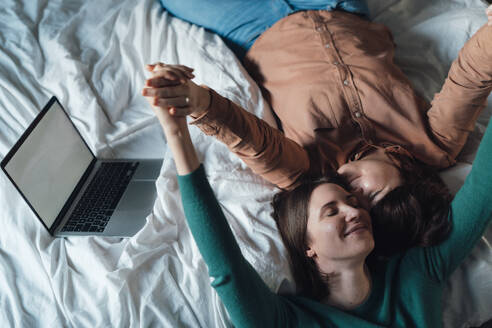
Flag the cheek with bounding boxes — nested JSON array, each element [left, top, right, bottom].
[[359, 175, 379, 191], [311, 220, 343, 244], [360, 169, 389, 190]]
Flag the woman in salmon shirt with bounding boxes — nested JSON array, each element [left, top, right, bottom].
[[146, 1, 492, 255]]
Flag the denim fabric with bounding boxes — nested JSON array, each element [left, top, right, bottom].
[[159, 0, 369, 59]]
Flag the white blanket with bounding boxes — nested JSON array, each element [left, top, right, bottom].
[[0, 0, 490, 327]]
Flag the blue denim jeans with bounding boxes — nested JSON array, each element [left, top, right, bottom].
[[159, 0, 369, 59]]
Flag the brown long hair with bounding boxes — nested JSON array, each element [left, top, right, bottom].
[[371, 151, 453, 257], [271, 174, 350, 301], [272, 152, 453, 298]]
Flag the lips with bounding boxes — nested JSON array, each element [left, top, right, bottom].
[[344, 222, 369, 237]]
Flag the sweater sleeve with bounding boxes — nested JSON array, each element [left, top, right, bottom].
[[177, 166, 295, 327], [426, 24, 492, 159], [189, 88, 310, 190], [408, 115, 492, 282]]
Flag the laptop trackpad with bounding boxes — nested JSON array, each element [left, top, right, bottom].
[[116, 180, 156, 211], [104, 181, 157, 237], [132, 160, 162, 180]]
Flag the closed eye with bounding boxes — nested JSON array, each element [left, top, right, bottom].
[[369, 190, 381, 202], [325, 209, 338, 216], [320, 202, 338, 217], [347, 194, 359, 208]]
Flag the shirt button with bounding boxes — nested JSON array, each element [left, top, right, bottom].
[[354, 111, 362, 118], [316, 26, 323, 32], [343, 79, 349, 85], [325, 44, 330, 48]]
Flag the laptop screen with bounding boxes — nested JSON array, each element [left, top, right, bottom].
[[3, 98, 94, 229]]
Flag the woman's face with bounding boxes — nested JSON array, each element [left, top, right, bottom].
[[337, 157, 402, 208], [305, 183, 374, 265]]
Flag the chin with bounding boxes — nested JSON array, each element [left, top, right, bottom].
[[357, 235, 375, 256], [346, 229, 375, 256]]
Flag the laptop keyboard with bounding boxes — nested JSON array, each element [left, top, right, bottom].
[[61, 161, 139, 233]]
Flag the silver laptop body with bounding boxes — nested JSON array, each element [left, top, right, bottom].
[[1, 96, 162, 237]]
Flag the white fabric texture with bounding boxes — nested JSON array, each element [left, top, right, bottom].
[[0, 0, 490, 327]]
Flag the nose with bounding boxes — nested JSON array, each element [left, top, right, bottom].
[[342, 204, 361, 222], [337, 165, 347, 175]]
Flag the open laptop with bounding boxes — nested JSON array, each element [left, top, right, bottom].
[[1, 96, 162, 237]]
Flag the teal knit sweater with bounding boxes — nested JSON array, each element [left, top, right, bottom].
[[177, 122, 492, 327]]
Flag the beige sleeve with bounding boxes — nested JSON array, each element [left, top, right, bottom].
[[427, 24, 492, 159], [190, 88, 310, 190]]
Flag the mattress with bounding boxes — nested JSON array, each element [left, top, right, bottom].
[[0, 0, 491, 327]]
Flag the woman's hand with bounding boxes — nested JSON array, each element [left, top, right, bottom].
[[142, 64, 190, 136], [487, 5, 492, 26], [142, 63, 201, 174], [142, 63, 211, 119]]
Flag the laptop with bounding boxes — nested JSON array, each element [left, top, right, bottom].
[[1, 96, 162, 237]]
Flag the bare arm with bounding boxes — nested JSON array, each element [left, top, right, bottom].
[[142, 64, 200, 175]]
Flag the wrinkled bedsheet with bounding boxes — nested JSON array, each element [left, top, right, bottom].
[[0, 0, 491, 327]]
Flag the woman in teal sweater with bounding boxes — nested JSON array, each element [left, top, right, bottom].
[[143, 62, 492, 327]]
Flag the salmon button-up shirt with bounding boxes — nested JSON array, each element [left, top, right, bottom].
[[191, 10, 492, 190]]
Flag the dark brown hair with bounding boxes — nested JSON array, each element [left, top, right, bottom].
[[272, 152, 453, 299], [271, 173, 350, 301], [370, 151, 453, 257]]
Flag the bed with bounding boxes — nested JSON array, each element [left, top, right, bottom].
[[0, 0, 491, 327]]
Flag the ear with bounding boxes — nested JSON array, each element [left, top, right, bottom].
[[305, 247, 316, 258]]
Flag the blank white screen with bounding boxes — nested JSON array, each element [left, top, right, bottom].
[[5, 100, 94, 228]]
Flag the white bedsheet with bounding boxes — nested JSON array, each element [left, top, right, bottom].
[[0, 0, 490, 327]]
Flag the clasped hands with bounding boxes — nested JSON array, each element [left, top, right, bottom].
[[142, 63, 211, 135]]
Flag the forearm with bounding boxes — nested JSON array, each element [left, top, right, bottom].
[[427, 23, 492, 158], [420, 115, 492, 281], [163, 120, 200, 175], [178, 166, 288, 327], [191, 88, 310, 189]]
